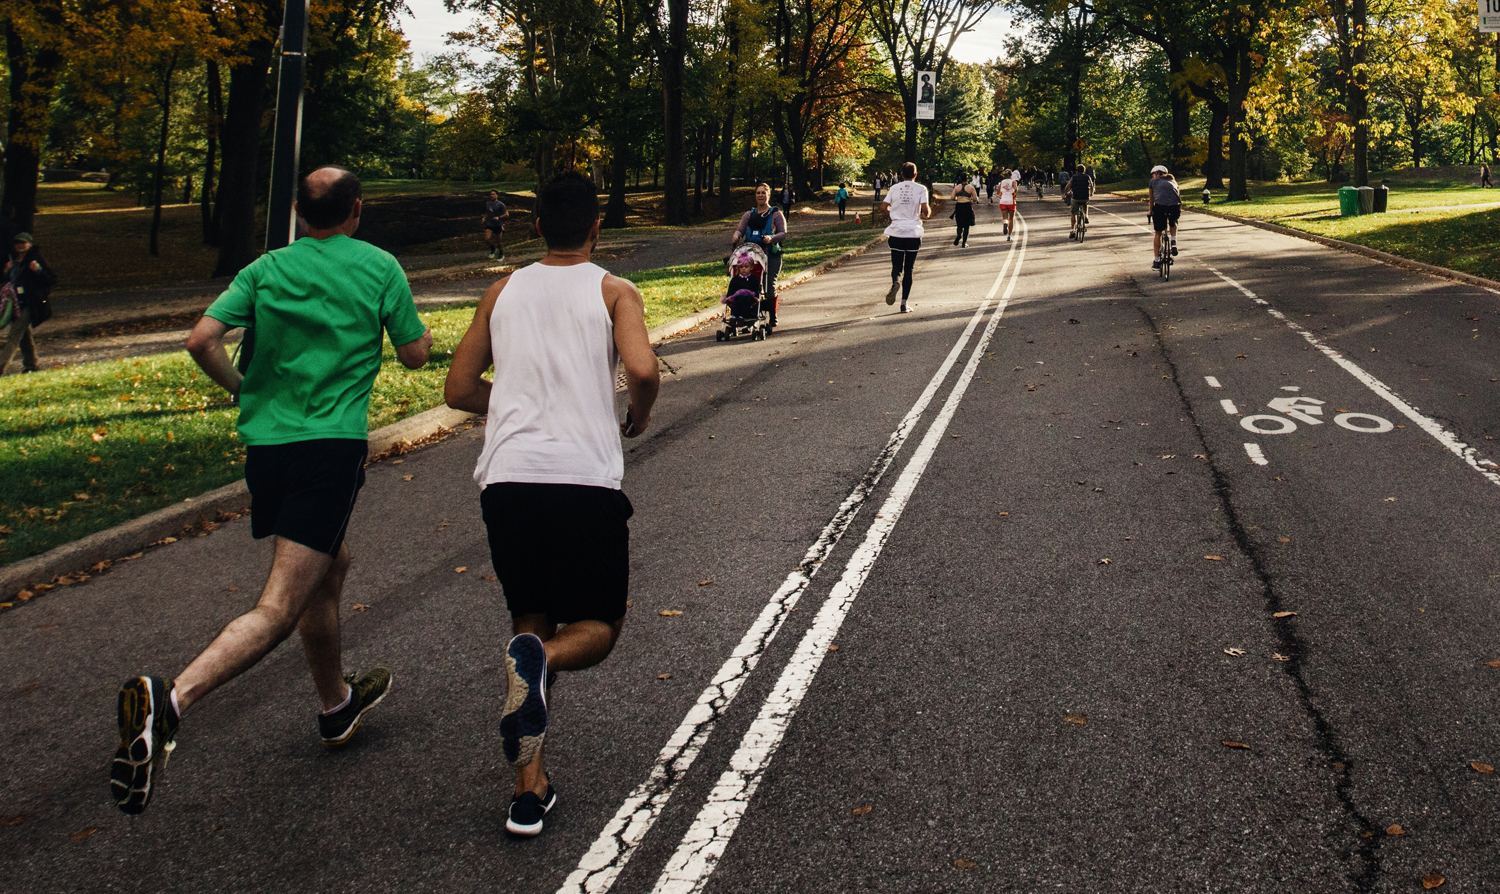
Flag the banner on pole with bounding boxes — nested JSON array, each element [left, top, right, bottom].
[[915, 71, 936, 120], [1483, 0, 1500, 32]]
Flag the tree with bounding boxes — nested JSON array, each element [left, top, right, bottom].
[[2, 0, 67, 230]]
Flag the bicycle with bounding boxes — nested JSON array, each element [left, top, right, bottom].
[[1075, 207, 1087, 242], [1158, 242, 1171, 279]]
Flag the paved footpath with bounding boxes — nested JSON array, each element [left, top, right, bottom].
[[4, 189, 1499, 893]]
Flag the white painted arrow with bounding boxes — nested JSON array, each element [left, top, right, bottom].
[[1268, 396, 1325, 425]]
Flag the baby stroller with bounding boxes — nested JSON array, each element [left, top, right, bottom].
[[716, 242, 771, 342]]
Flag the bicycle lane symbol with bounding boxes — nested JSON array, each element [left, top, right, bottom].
[[1207, 381, 1394, 466]]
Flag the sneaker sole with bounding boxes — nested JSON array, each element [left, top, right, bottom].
[[320, 678, 392, 746], [884, 282, 899, 305], [111, 677, 170, 814], [501, 636, 548, 769]]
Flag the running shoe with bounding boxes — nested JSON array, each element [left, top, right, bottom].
[[1170, 239, 1179, 257], [488, 250, 496, 259], [952, 236, 960, 246], [1003, 223, 1009, 235], [111, 676, 178, 814], [319, 667, 393, 746], [1152, 258, 1162, 270], [899, 304, 913, 314], [501, 633, 549, 769], [1069, 230, 1076, 241], [884, 280, 900, 305], [496, 255, 506, 264], [506, 782, 558, 837]]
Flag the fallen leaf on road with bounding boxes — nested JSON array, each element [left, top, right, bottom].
[[390, 459, 403, 464], [852, 805, 873, 816], [1277, 537, 1290, 543], [698, 580, 713, 586], [454, 566, 467, 574], [402, 475, 413, 481], [482, 575, 497, 581], [1098, 558, 1111, 565], [1273, 611, 1298, 618], [71, 829, 96, 840], [1224, 648, 1246, 656], [998, 511, 1009, 516], [1387, 824, 1406, 836], [953, 859, 977, 870], [1, 815, 30, 826], [659, 610, 683, 617], [352, 604, 370, 612], [1064, 714, 1087, 725], [828, 645, 839, 651], [1384, 497, 1395, 502], [1236, 354, 1247, 359], [1273, 654, 1291, 661], [658, 673, 672, 680], [1422, 873, 1445, 889], [1222, 741, 1251, 750], [1485, 661, 1500, 668], [1471, 762, 1494, 774], [1204, 555, 1224, 561]]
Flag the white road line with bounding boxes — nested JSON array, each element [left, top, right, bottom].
[[648, 219, 1031, 894], [556, 222, 1027, 894], [1245, 443, 1269, 465], [1220, 399, 1239, 415], [1205, 376, 1222, 389], [1204, 264, 1500, 487]]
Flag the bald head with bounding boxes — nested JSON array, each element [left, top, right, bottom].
[[297, 166, 362, 231]]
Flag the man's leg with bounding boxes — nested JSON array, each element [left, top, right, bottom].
[[296, 542, 354, 712], [19, 322, 37, 371], [900, 250, 917, 306], [0, 313, 26, 375], [174, 537, 338, 712]]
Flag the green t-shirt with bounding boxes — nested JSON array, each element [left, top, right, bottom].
[[205, 235, 426, 446]]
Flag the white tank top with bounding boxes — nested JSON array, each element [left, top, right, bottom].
[[999, 179, 1017, 204], [473, 262, 624, 490]]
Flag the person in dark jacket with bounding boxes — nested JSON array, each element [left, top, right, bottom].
[[1, 233, 55, 374]]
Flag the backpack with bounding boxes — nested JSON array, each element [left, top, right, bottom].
[[744, 208, 783, 254], [0, 282, 14, 329]]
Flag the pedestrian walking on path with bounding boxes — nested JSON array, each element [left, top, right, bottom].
[[950, 174, 977, 247], [882, 161, 930, 314], [1483, 164, 1493, 189], [484, 190, 510, 261], [734, 183, 788, 330], [109, 167, 434, 815], [444, 172, 660, 837], [2, 232, 55, 375], [835, 182, 850, 220]]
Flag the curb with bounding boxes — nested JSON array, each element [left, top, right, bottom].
[[1108, 191, 1500, 294], [1, 236, 884, 604], [0, 403, 477, 602]]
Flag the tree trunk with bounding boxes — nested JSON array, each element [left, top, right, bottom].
[[213, 34, 276, 277], [1204, 99, 1227, 189], [603, 142, 632, 228], [1227, 47, 1252, 201], [718, 100, 737, 215], [201, 59, 222, 245], [150, 52, 180, 258], [3, 15, 65, 231], [660, 0, 690, 224]]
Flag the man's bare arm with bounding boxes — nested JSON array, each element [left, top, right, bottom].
[[606, 275, 660, 437], [395, 327, 434, 369], [186, 315, 243, 397], [444, 281, 503, 414]]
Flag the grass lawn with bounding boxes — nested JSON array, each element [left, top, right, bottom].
[[0, 226, 877, 568], [1100, 167, 1500, 281]]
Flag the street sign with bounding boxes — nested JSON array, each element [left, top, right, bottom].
[[1483, 0, 1500, 32], [1072, 138, 1086, 151], [915, 71, 936, 120]]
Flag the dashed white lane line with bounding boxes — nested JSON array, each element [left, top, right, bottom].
[[1204, 264, 1500, 487], [1245, 443, 1269, 466], [648, 220, 1031, 894], [1205, 376, 1222, 389], [1220, 399, 1239, 415], [556, 220, 1028, 894]]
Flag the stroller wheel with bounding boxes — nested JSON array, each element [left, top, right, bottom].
[[716, 330, 725, 342]]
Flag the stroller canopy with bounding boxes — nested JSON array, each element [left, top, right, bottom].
[[728, 243, 768, 279]]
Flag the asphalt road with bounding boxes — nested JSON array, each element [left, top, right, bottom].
[[4, 189, 1499, 894]]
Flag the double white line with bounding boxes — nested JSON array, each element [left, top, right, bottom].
[[561, 216, 1030, 894]]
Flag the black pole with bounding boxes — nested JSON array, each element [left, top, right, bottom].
[[265, 0, 309, 251]]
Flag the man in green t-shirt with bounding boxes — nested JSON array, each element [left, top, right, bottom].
[[110, 167, 433, 814]]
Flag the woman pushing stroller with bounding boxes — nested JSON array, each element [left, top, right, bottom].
[[733, 183, 788, 330]]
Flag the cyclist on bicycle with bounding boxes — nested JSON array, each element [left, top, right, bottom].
[[1062, 165, 1093, 240], [1147, 164, 1181, 269]]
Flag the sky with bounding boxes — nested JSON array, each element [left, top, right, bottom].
[[397, 0, 1011, 66]]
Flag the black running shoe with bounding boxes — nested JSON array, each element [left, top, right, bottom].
[[1152, 258, 1162, 270], [111, 676, 178, 814], [501, 634, 548, 769], [506, 783, 558, 837], [1170, 239, 1179, 257], [319, 667, 392, 746]]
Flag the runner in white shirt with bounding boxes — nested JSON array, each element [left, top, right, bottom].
[[880, 161, 931, 313], [997, 170, 1018, 241]]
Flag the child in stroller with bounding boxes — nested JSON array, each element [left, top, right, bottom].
[[716, 243, 771, 341]]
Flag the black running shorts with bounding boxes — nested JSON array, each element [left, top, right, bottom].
[[481, 482, 633, 625], [889, 236, 921, 252], [245, 438, 367, 555], [1152, 204, 1181, 232]]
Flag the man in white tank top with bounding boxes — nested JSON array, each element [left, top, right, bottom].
[[445, 172, 660, 837]]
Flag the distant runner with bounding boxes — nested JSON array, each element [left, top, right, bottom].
[[111, 167, 433, 815], [881, 161, 931, 314], [484, 190, 510, 261], [998, 170, 1018, 241]]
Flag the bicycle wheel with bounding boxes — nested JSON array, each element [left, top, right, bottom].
[[1161, 256, 1171, 281]]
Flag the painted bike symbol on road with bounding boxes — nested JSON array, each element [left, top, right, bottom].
[[1237, 396, 1393, 435]]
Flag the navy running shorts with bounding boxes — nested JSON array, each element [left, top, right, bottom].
[[481, 482, 633, 625], [245, 438, 367, 555]]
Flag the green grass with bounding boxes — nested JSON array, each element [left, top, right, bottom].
[[1100, 171, 1500, 281], [0, 227, 879, 567]]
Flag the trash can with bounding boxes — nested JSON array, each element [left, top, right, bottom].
[[1373, 183, 1389, 213], [1338, 185, 1360, 217], [1357, 186, 1374, 215]]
